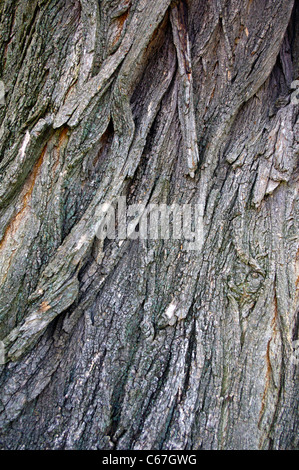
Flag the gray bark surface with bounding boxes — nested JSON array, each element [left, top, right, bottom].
[[0, 0, 298, 449]]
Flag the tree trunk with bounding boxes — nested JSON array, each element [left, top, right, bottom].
[[0, 0, 298, 450]]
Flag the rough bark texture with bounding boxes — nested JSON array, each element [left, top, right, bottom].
[[0, 0, 298, 450]]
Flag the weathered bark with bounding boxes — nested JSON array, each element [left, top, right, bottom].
[[0, 0, 298, 450]]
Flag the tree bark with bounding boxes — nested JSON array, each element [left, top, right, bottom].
[[0, 0, 298, 450]]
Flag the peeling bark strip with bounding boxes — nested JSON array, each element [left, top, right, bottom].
[[0, 0, 298, 450], [170, 1, 199, 177]]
